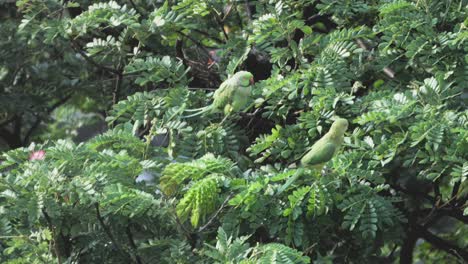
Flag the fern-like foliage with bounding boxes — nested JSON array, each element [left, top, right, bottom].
[[204, 228, 309, 264], [2, 0, 467, 263], [248, 124, 310, 164], [160, 153, 233, 196], [101, 183, 159, 218], [124, 56, 189, 87], [203, 227, 252, 263], [176, 175, 223, 227], [87, 129, 148, 158], [69, 1, 139, 36], [338, 185, 405, 239], [252, 243, 310, 264], [307, 182, 333, 217]]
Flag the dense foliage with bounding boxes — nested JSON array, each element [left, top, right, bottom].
[[1, 0, 467, 263]]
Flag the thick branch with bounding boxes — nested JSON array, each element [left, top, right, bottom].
[[22, 117, 42, 146], [400, 211, 418, 264], [400, 229, 417, 264], [125, 224, 143, 264], [244, 1, 253, 23], [13, 114, 21, 137], [391, 184, 435, 203], [414, 224, 468, 261], [393, 183, 467, 224], [420, 208, 468, 225], [451, 181, 461, 202], [42, 209, 62, 264], [0, 127, 22, 148], [0, 115, 16, 127]]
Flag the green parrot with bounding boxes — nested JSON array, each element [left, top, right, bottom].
[[277, 118, 349, 194], [183, 71, 254, 120]]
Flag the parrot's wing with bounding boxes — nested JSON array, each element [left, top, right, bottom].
[[212, 81, 236, 110], [184, 106, 208, 112], [301, 142, 336, 166]]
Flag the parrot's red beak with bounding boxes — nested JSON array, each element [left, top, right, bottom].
[[250, 77, 255, 85]]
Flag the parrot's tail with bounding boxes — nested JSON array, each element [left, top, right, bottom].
[[277, 168, 304, 194], [184, 106, 208, 112], [181, 106, 212, 118]]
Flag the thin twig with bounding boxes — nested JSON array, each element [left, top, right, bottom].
[[212, 10, 229, 41], [22, 94, 72, 145], [222, 4, 234, 21], [128, 0, 143, 17], [386, 244, 398, 259], [70, 41, 120, 75], [113, 72, 123, 105], [187, 87, 217, 91], [95, 203, 130, 261], [197, 193, 233, 233], [356, 39, 395, 79], [176, 30, 212, 57], [173, 211, 192, 235], [192, 28, 224, 43]]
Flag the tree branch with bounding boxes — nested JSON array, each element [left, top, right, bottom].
[[22, 94, 72, 145], [95, 203, 131, 261], [70, 41, 120, 75], [176, 30, 212, 57], [242, 0, 253, 24], [414, 224, 468, 261], [112, 72, 123, 105], [393, 183, 468, 224], [197, 193, 233, 233], [400, 211, 418, 264], [42, 209, 63, 264], [391, 183, 435, 203], [212, 10, 229, 41], [191, 28, 224, 43], [420, 208, 468, 225], [400, 230, 417, 264], [0, 125, 22, 148], [451, 181, 461, 202], [175, 39, 185, 62], [128, 0, 143, 17], [125, 224, 143, 264], [356, 39, 395, 79], [22, 116, 41, 146], [0, 115, 16, 127]]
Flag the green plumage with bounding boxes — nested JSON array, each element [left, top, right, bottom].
[[300, 118, 348, 169], [183, 71, 254, 118], [277, 118, 349, 194]]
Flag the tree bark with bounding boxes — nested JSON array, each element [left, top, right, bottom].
[[400, 229, 417, 264]]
